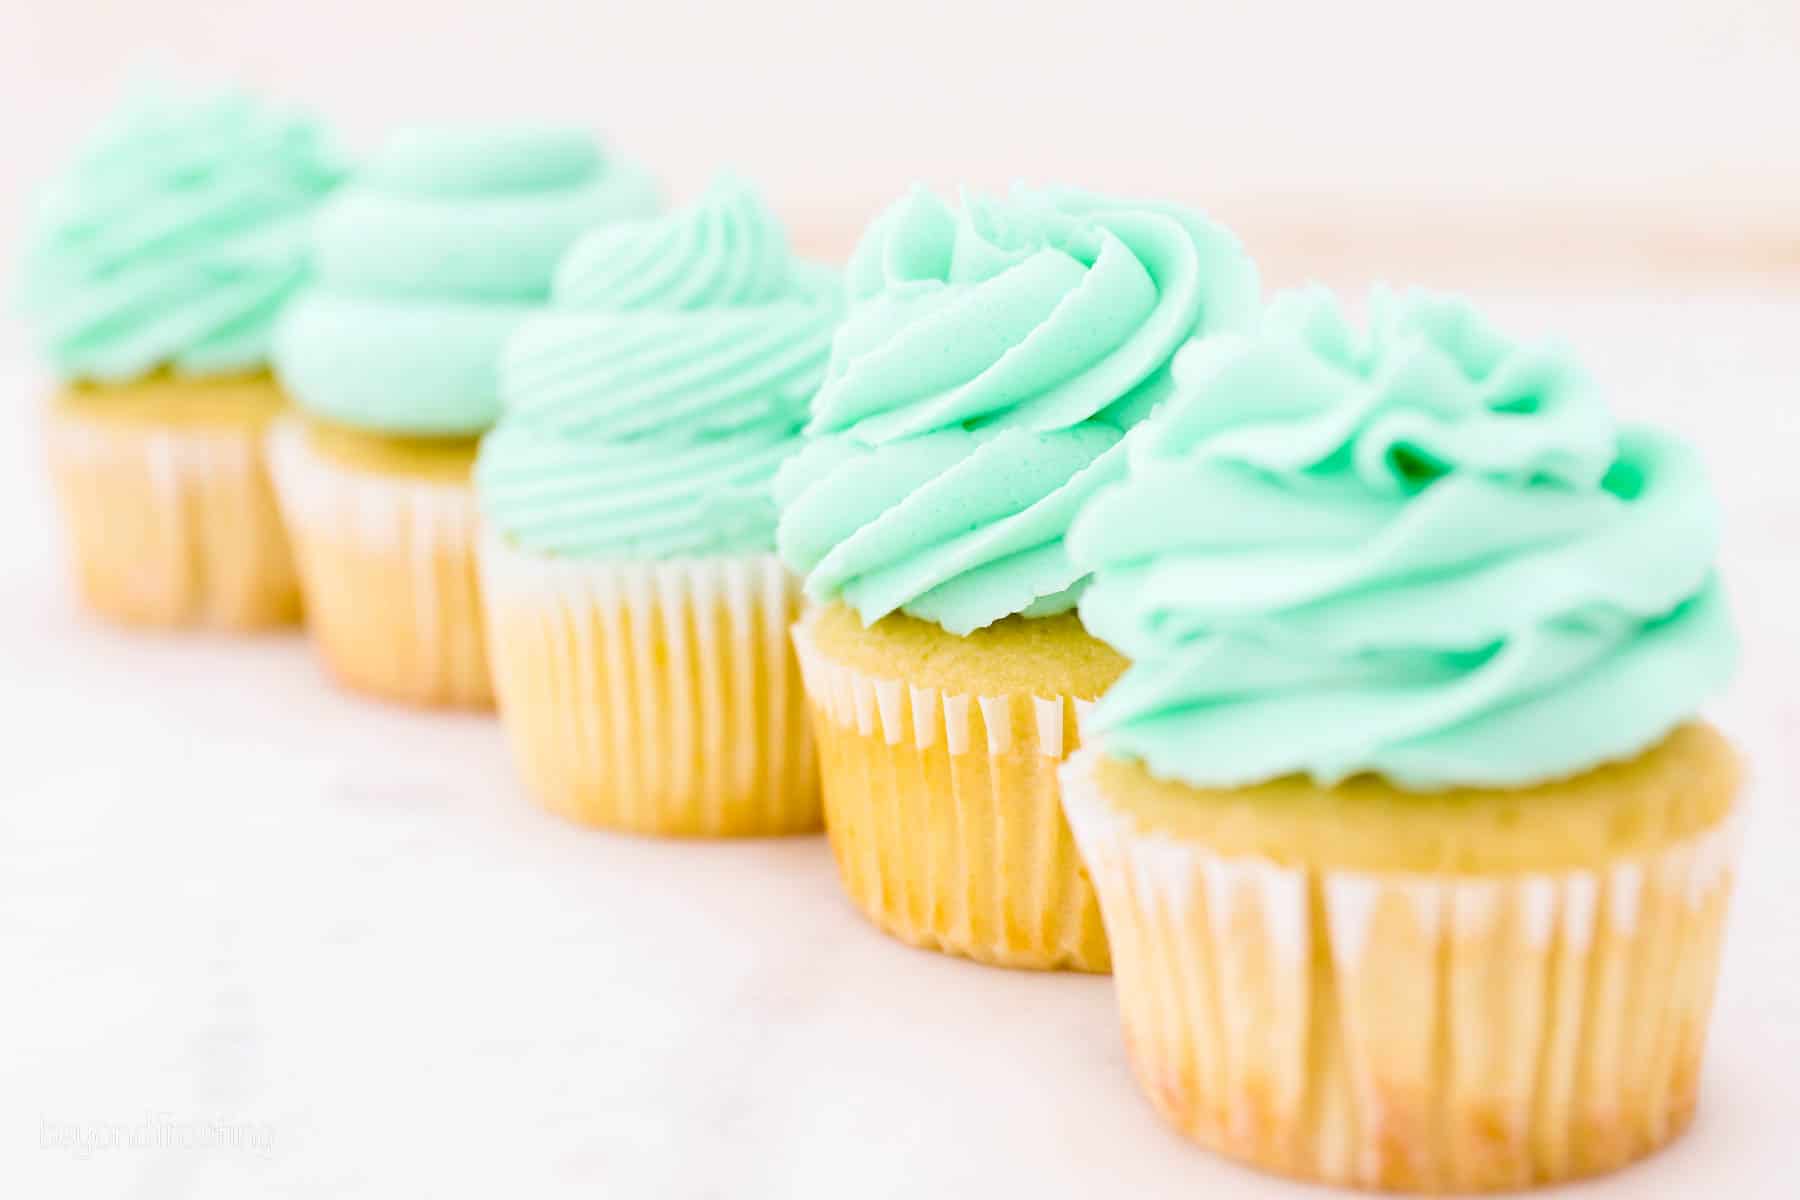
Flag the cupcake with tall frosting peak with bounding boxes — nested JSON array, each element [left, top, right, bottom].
[[1058, 286, 1742, 1191], [776, 184, 1258, 970], [21, 81, 345, 628], [476, 173, 839, 835], [267, 124, 659, 707]]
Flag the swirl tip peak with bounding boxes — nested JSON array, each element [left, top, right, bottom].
[[780, 182, 1258, 631]]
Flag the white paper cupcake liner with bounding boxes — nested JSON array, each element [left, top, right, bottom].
[[265, 418, 490, 706], [47, 410, 299, 628], [791, 613, 1109, 971], [1059, 747, 1741, 1191], [480, 535, 817, 835]]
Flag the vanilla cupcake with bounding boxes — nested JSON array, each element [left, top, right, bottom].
[[20, 84, 344, 628], [269, 127, 658, 707], [477, 176, 839, 834], [1060, 288, 1741, 1190], [776, 187, 1257, 970]]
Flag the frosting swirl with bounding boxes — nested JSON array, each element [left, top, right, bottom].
[[19, 84, 345, 381], [476, 176, 840, 559], [775, 186, 1258, 635], [274, 126, 660, 436], [1071, 288, 1737, 791]]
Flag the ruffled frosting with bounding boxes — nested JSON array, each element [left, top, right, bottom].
[[18, 85, 345, 381], [1071, 287, 1738, 791], [476, 176, 840, 559], [273, 126, 660, 436], [775, 186, 1258, 635]]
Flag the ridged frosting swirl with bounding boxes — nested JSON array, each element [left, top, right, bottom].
[[19, 84, 345, 381], [476, 176, 841, 559], [774, 186, 1258, 635], [1071, 287, 1738, 791], [274, 126, 661, 436]]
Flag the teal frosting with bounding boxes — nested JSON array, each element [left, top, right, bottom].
[[1071, 288, 1738, 791], [476, 175, 841, 559], [774, 186, 1258, 636], [274, 126, 660, 436], [19, 84, 345, 381]]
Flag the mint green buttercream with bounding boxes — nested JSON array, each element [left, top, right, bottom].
[[1070, 288, 1738, 791], [476, 175, 841, 558], [774, 186, 1258, 635], [18, 84, 345, 381], [274, 126, 660, 436]]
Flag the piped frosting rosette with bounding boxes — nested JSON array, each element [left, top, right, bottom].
[[775, 186, 1259, 635], [275, 126, 661, 436], [476, 175, 841, 559], [1072, 287, 1738, 791], [20, 84, 346, 381]]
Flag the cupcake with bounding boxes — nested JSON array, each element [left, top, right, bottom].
[[1059, 288, 1741, 1190], [269, 126, 659, 707], [776, 187, 1258, 970], [476, 175, 838, 834], [20, 84, 344, 629]]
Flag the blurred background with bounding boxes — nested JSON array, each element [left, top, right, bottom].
[[4, 0, 1798, 297]]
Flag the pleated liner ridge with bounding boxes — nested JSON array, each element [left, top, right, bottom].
[[48, 410, 300, 629], [266, 418, 490, 708], [1058, 748, 1741, 1193], [791, 616, 1110, 972], [480, 536, 819, 836]]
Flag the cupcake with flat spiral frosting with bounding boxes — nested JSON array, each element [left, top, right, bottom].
[[263, 124, 661, 709], [476, 175, 839, 837], [778, 183, 1258, 973]]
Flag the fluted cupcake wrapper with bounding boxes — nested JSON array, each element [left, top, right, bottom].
[[1059, 748, 1740, 1193], [48, 409, 300, 629], [266, 418, 490, 708], [791, 614, 1109, 972], [479, 536, 818, 836]]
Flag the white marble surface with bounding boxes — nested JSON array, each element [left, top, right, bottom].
[[4, 292, 1798, 1198]]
